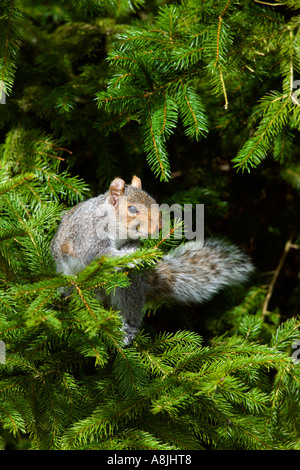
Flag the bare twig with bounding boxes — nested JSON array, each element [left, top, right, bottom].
[[254, 0, 285, 6], [219, 66, 229, 110], [262, 235, 298, 315]]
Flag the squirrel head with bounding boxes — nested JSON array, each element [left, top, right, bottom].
[[108, 176, 162, 240]]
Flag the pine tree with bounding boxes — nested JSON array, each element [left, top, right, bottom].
[[0, 0, 300, 451]]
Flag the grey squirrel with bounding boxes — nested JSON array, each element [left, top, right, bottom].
[[51, 176, 253, 344]]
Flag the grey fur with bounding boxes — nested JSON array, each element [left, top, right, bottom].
[[145, 239, 253, 305], [51, 177, 254, 344]]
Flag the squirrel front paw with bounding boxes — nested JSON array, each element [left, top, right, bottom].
[[122, 322, 139, 346]]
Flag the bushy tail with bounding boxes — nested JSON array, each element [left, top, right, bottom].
[[145, 239, 254, 305]]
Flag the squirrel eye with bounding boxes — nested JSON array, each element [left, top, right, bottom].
[[128, 205, 139, 215]]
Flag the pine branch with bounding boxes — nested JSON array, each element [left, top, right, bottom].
[[233, 92, 291, 172], [0, 0, 23, 95]]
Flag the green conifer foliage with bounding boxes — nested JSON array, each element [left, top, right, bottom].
[[0, 0, 300, 451]]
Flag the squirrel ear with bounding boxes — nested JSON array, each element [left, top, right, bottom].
[[109, 177, 125, 206], [131, 175, 142, 189]]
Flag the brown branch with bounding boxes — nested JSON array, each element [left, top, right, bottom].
[[262, 235, 297, 316], [254, 0, 285, 5], [214, 0, 231, 67]]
